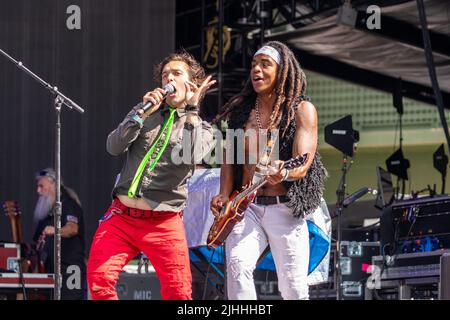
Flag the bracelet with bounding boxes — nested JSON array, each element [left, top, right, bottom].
[[132, 114, 144, 125], [281, 169, 290, 182], [185, 104, 199, 113]]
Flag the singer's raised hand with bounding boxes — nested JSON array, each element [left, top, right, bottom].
[[185, 75, 216, 106]]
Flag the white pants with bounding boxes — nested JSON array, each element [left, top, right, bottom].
[[225, 202, 310, 300]]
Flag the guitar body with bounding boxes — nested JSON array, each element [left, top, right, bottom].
[[207, 188, 256, 249], [3, 200, 46, 273], [3, 200, 24, 243], [207, 153, 309, 249]]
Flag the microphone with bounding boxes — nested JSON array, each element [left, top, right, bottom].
[[342, 187, 378, 208], [139, 83, 176, 114]]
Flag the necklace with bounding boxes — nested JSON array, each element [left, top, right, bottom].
[[255, 98, 264, 129]]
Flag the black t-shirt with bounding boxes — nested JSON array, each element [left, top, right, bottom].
[[33, 188, 86, 272]]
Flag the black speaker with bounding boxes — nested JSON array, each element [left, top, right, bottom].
[[324, 115, 359, 157], [116, 272, 161, 300]]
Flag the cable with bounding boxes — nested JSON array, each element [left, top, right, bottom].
[[404, 217, 418, 246], [202, 247, 217, 300], [393, 117, 399, 152], [262, 269, 270, 298], [201, 249, 213, 300], [17, 258, 28, 300]]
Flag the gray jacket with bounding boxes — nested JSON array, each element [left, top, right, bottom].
[[107, 103, 215, 212]]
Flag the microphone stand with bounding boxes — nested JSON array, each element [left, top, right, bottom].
[[398, 110, 406, 200], [0, 48, 85, 300], [333, 154, 350, 301]]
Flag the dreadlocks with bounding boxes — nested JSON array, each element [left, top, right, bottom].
[[214, 41, 326, 218], [214, 41, 307, 136]]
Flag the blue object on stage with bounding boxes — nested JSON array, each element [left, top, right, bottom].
[[189, 220, 330, 275]]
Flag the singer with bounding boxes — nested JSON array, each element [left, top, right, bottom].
[[87, 50, 215, 300]]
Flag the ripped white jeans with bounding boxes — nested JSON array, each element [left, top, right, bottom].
[[225, 202, 310, 300]]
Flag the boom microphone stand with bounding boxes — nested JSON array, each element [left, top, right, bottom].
[[324, 115, 359, 300], [0, 48, 85, 300], [333, 154, 350, 300]]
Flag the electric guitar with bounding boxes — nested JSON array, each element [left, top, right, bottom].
[[207, 153, 309, 248]]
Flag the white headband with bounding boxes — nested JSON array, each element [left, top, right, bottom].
[[253, 46, 281, 65]]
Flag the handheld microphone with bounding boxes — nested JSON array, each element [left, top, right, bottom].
[[342, 187, 378, 208], [140, 83, 176, 114]]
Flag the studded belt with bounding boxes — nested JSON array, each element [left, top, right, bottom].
[[111, 198, 179, 218]]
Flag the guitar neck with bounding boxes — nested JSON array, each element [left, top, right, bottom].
[[244, 178, 267, 199], [233, 178, 266, 204], [234, 153, 308, 204]]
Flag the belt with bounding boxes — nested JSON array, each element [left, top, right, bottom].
[[254, 195, 289, 206], [111, 198, 179, 218]]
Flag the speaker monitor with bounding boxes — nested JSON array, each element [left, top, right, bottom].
[[116, 272, 161, 300]]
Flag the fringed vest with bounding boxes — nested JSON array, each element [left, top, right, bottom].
[[228, 96, 327, 218]]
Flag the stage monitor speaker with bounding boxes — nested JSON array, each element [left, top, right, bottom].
[[116, 272, 161, 300]]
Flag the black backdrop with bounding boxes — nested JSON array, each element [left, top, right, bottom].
[[0, 0, 175, 249]]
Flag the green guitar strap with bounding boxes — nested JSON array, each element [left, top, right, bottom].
[[128, 108, 177, 198]]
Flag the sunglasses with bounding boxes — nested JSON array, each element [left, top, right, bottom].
[[36, 169, 56, 181]]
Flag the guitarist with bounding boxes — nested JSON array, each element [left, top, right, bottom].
[[211, 41, 327, 300]]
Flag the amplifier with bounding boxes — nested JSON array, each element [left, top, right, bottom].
[[0, 243, 20, 272], [385, 196, 450, 254], [116, 271, 161, 300], [368, 249, 450, 299], [0, 272, 54, 300], [0, 272, 54, 289], [371, 250, 450, 280], [342, 228, 380, 243]]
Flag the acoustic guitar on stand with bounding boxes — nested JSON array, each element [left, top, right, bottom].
[[3, 200, 46, 273], [3, 200, 24, 243]]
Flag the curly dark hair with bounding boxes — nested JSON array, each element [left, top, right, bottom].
[[153, 49, 206, 87], [214, 41, 307, 136]]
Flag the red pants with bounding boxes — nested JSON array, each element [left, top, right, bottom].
[[87, 200, 192, 300]]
